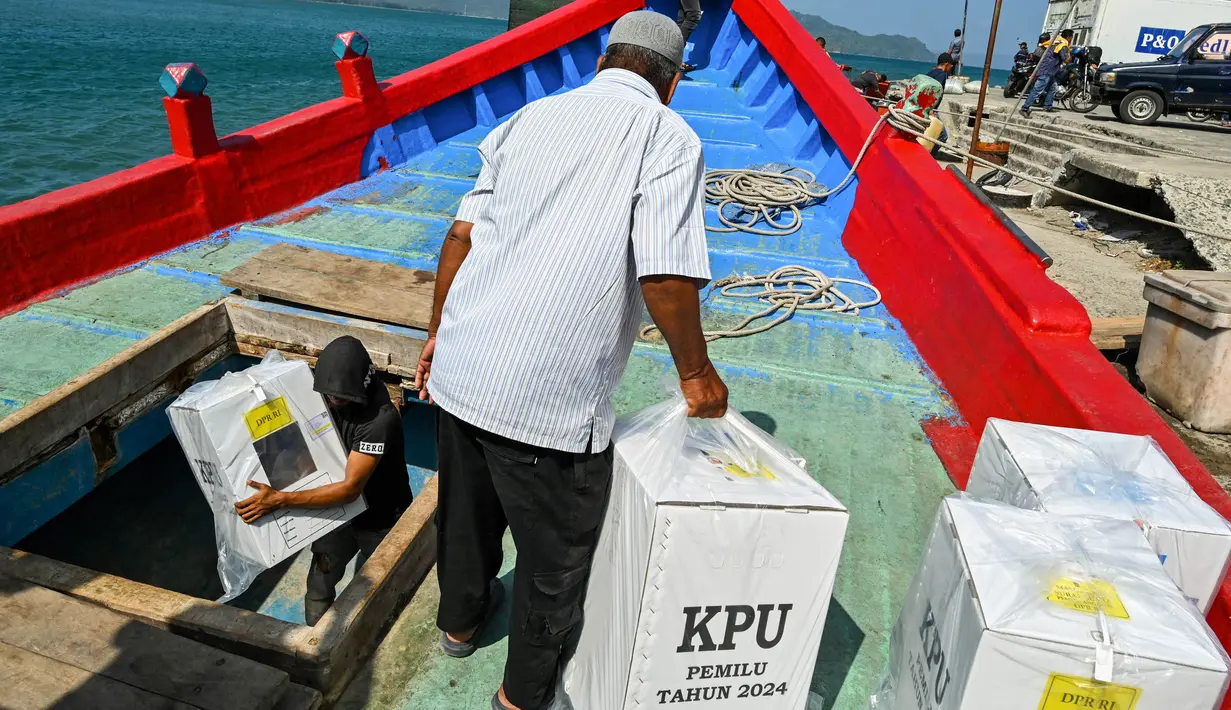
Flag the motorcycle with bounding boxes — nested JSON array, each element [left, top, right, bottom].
[[1003, 57, 1036, 98], [1023, 45, 1101, 113], [1062, 45, 1101, 113]]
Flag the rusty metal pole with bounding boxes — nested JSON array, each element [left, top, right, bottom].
[[966, 0, 1005, 179]]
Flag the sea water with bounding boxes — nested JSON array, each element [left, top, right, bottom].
[[0, 0, 503, 207], [0, 0, 1010, 208], [832, 52, 1012, 86]]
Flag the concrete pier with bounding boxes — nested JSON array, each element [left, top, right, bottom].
[[940, 91, 1231, 271]]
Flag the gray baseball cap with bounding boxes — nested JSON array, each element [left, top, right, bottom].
[[608, 10, 685, 68]]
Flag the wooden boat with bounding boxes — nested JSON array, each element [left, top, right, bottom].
[[2, 0, 1229, 706]]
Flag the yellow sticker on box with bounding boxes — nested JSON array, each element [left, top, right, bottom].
[[1047, 578, 1130, 619], [699, 449, 777, 480], [1037, 673, 1140, 710], [245, 396, 294, 440]]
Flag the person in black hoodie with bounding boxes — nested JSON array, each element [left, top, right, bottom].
[[235, 336, 412, 625]]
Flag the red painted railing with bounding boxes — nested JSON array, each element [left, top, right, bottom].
[[729, 0, 1231, 688]]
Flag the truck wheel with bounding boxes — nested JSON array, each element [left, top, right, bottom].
[[1119, 90, 1163, 125], [1111, 104, 1122, 119]]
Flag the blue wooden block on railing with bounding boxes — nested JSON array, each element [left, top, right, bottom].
[[333, 31, 370, 60], [160, 63, 208, 98]]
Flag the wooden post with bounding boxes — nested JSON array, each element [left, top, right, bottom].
[[160, 63, 219, 159], [336, 56, 381, 102], [332, 31, 382, 103], [966, 0, 1005, 179]]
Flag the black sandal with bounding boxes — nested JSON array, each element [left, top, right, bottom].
[[438, 578, 505, 658]]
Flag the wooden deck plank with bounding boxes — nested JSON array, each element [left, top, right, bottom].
[[1091, 316, 1147, 350], [220, 244, 435, 330], [0, 302, 231, 482], [0, 575, 288, 710], [225, 297, 427, 378], [272, 684, 323, 710], [0, 641, 200, 710]]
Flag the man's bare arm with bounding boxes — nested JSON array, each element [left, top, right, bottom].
[[236, 451, 378, 523], [429, 220, 475, 336], [414, 220, 474, 399], [640, 275, 728, 418]]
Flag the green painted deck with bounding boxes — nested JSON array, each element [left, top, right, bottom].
[[334, 327, 954, 710], [1, 17, 958, 708]]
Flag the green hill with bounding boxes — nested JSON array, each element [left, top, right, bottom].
[[790, 11, 936, 62], [306, 0, 938, 59]]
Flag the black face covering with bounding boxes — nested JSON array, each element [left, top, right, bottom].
[[313, 336, 375, 407], [325, 394, 361, 417]]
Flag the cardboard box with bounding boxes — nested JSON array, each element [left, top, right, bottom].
[[967, 418, 1231, 612], [168, 355, 365, 599], [875, 496, 1230, 710], [558, 407, 849, 710]]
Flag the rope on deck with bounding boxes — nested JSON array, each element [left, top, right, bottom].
[[640, 265, 882, 342], [664, 105, 1228, 343], [704, 168, 826, 236], [703, 108, 900, 236]]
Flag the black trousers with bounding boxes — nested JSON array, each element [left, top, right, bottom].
[[678, 0, 702, 43], [435, 410, 613, 709]]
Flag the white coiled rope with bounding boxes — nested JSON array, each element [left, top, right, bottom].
[[682, 116, 909, 339], [705, 168, 826, 236], [703, 108, 930, 237], [662, 104, 1229, 343], [640, 265, 883, 342]]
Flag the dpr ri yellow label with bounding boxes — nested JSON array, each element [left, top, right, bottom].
[[1038, 673, 1139, 710], [245, 396, 294, 440]]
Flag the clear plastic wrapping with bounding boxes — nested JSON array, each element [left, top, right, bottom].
[[167, 352, 364, 602], [610, 387, 830, 508], [968, 418, 1231, 612], [557, 389, 848, 710], [871, 495, 1230, 710]]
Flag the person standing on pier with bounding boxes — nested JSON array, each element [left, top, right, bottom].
[[414, 10, 728, 710], [1022, 28, 1073, 116], [948, 29, 964, 72]]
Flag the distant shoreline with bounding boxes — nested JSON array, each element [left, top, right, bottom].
[[301, 0, 507, 22]]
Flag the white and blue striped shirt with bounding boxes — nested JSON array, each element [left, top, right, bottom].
[[429, 68, 711, 453]]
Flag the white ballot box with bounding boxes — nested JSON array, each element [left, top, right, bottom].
[[168, 353, 365, 600], [557, 398, 849, 710], [873, 496, 1230, 710], [967, 418, 1231, 612]]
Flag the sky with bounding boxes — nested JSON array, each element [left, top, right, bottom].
[[785, 0, 1050, 68]]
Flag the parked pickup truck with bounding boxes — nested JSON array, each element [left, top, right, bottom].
[[1098, 22, 1231, 124]]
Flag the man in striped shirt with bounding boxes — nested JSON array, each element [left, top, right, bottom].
[[413, 10, 727, 710]]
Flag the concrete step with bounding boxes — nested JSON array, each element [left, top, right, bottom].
[[1006, 154, 1054, 181], [948, 105, 1163, 156], [980, 121, 1151, 157], [1002, 140, 1064, 172], [949, 134, 1058, 181], [983, 108, 1167, 151]]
